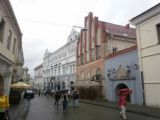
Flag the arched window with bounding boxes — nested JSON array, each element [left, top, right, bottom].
[[81, 71, 84, 80], [96, 68, 102, 81], [96, 68, 101, 74], [87, 72, 91, 79]]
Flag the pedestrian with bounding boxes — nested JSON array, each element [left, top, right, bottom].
[[54, 92, 61, 108], [72, 90, 79, 107], [118, 88, 132, 120], [0, 89, 9, 120], [62, 91, 69, 112], [38, 89, 41, 97]]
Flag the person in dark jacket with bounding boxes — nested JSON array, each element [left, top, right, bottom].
[[72, 90, 79, 107], [62, 91, 69, 112], [54, 92, 61, 108]]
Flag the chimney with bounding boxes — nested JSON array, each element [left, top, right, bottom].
[[125, 24, 130, 29], [94, 17, 98, 28], [94, 17, 98, 22]]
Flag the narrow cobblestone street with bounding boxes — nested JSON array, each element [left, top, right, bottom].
[[23, 96, 159, 120]]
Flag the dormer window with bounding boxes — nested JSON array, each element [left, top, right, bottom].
[[113, 47, 118, 53]]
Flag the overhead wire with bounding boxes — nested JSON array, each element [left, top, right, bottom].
[[5, 0, 99, 29]]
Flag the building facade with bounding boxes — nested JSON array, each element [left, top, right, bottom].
[[43, 28, 79, 92], [21, 67, 30, 84], [34, 64, 43, 90], [105, 45, 143, 105], [0, 0, 24, 96], [131, 3, 160, 107], [76, 12, 136, 99]]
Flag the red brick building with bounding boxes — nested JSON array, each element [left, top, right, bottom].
[[76, 12, 136, 99]]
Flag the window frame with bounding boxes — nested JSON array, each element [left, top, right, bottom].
[[156, 23, 160, 44], [7, 29, 12, 50], [12, 38, 16, 54], [0, 18, 5, 43]]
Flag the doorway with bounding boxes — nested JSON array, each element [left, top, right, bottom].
[[115, 83, 131, 102]]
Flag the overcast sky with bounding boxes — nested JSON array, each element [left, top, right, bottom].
[[10, 0, 159, 77]]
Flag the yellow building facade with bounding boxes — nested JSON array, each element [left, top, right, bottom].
[[131, 3, 160, 107]]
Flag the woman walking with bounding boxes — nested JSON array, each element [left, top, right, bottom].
[[62, 91, 69, 112], [118, 88, 132, 120]]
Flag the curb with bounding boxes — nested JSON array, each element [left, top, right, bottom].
[[80, 100, 160, 119]]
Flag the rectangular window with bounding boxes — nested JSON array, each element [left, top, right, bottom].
[[7, 30, 12, 50], [112, 47, 118, 53], [157, 24, 160, 44], [91, 49, 95, 61], [70, 65, 72, 74], [81, 54, 84, 65], [13, 38, 16, 54], [0, 19, 5, 43], [96, 45, 101, 59], [58, 68, 60, 75]]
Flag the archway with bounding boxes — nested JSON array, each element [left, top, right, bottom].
[[70, 81, 75, 91], [62, 81, 65, 90], [115, 83, 131, 102]]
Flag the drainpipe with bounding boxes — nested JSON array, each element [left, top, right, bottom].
[[141, 71, 146, 105]]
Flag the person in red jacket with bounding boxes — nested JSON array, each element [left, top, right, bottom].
[[118, 88, 132, 120], [118, 93, 127, 120]]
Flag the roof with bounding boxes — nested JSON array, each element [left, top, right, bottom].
[[130, 3, 160, 25], [103, 22, 136, 38], [107, 45, 137, 59], [34, 63, 43, 70]]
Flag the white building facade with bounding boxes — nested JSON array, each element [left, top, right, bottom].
[[131, 3, 160, 107], [43, 29, 79, 92], [22, 67, 30, 84], [34, 64, 43, 90], [0, 0, 24, 96]]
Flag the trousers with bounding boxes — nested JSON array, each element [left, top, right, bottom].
[[120, 105, 126, 119]]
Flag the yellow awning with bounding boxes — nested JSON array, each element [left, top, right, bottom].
[[10, 82, 31, 89]]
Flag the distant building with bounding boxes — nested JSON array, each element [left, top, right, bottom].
[[130, 3, 160, 107], [22, 67, 30, 84], [34, 64, 43, 90], [76, 12, 136, 99], [105, 45, 143, 105], [0, 0, 24, 96], [43, 28, 79, 92]]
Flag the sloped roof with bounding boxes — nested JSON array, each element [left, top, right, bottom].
[[103, 22, 136, 38], [130, 3, 160, 25], [107, 45, 137, 59]]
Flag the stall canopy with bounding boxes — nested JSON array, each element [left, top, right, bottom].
[[10, 82, 31, 89]]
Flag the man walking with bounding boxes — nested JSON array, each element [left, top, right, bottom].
[[54, 92, 60, 108], [72, 90, 79, 107]]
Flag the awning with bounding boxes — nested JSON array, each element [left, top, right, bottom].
[[11, 82, 31, 89]]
